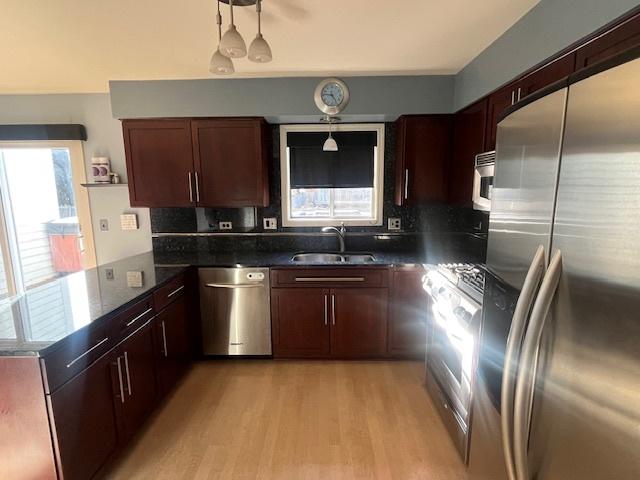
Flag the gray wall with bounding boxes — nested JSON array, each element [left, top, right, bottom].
[[109, 75, 454, 122], [454, 0, 640, 110], [0, 94, 152, 264]]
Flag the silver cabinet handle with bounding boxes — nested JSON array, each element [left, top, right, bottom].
[[126, 307, 153, 328], [167, 285, 185, 298], [65, 337, 109, 368], [511, 90, 516, 105], [323, 294, 328, 326], [161, 320, 168, 358], [194, 171, 200, 203], [517, 87, 522, 102], [123, 351, 133, 396], [404, 169, 409, 200], [513, 250, 563, 480], [331, 294, 336, 325], [205, 282, 263, 289], [501, 245, 546, 480], [295, 277, 365, 283], [188, 172, 194, 203], [116, 356, 125, 403]]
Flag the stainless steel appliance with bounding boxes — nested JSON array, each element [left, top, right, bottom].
[[199, 267, 272, 355], [468, 55, 640, 479], [472, 151, 495, 212], [423, 263, 484, 462]]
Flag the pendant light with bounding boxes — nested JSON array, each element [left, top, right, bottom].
[[210, 1, 234, 75], [220, 0, 247, 58], [323, 117, 338, 152], [248, 0, 272, 63]]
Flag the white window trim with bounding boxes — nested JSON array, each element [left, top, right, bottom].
[[280, 123, 385, 227]]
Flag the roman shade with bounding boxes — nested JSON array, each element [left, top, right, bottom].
[[288, 131, 377, 188], [0, 124, 87, 141]]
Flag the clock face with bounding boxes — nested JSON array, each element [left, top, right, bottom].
[[321, 83, 344, 107]]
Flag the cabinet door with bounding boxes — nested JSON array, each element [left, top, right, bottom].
[[449, 99, 488, 205], [123, 119, 194, 207], [330, 288, 388, 358], [575, 13, 640, 70], [155, 294, 191, 397], [388, 268, 429, 357], [192, 118, 269, 207], [48, 351, 119, 480], [271, 288, 330, 358], [485, 83, 518, 150], [114, 321, 158, 440], [395, 115, 452, 205], [518, 53, 575, 99]]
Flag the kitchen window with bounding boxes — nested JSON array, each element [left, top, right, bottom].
[[280, 124, 384, 227]]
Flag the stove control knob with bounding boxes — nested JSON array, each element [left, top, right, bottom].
[[463, 311, 472, 322], [454, 306, 465, 317]]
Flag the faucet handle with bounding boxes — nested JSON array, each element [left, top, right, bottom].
[[340, 222, 346, 234]]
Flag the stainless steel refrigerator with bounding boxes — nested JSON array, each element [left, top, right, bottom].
[[468, 54, 640, 479]]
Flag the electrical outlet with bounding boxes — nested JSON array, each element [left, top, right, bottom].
[[388, 218, 401, 230], [263, 217, 277, 230], [104, 268, 114, 280], [219, 221, 233, 230], [100, 219, 109, 231]]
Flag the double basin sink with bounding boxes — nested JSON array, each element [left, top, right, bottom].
[[291, 252, 376, 264]]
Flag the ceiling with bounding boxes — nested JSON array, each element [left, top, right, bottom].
[[0, 0, 540, 94]]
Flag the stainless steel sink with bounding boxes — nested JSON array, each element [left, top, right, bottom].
[[291, 252, 376, 264]]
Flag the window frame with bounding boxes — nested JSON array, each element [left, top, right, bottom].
[[279, 123, 385, 227]]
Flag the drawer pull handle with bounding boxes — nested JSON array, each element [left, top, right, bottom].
[[65, 337, 109, 368], [167, 285, 185, 298], [295, 277, 365, 283], [126, 307, 153, 328], [161, 320, 168, 358]]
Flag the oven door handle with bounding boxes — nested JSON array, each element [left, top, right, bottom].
[[501, 245, 546, 480]]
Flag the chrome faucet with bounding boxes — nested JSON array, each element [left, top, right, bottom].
[[322, 223, 346, 252]]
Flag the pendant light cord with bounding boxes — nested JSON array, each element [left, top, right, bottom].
[[229, 0, 235, 26], [216, 0, 222, 41], [256, 0, 262, 35]]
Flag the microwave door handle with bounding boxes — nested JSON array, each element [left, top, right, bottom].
[[500, 245, 546, 480], [513, 250, 562, 480]]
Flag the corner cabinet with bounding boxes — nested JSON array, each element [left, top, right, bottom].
[[123, 117, 270, 208]]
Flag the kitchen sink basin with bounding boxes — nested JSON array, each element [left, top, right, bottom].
[[291, 252, 376, 264]]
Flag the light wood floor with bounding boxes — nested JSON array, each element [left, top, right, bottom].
[[104, 361, 468, 480]]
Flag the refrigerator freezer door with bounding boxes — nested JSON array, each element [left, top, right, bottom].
[[527, 58, 640, 479], [485, 89, 567, 290]]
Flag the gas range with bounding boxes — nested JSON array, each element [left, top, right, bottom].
[[435, 263, 485, 304]]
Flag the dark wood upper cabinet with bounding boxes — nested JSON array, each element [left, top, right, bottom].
[[518, 53, 576, 99], [155, 294, 191, 397], [330, 288, 388, 358], [449, 99, 488, 205], [192, 118, 269, 207], [48, 351, 120, 480], [485, 82, 519, 150], [388, 267, 429, 358], [123, 119, 194, 207], [575, 12, 640, 70], [395, 115, 453, 206]]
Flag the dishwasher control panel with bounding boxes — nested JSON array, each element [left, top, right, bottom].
[[246, 272, 265, 281]]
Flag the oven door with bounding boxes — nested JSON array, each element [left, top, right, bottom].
[[473, 164, 494, 211]]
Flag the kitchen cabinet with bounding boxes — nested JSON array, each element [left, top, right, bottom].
[[48, 350, 120, 480], [449, 99, 488, 205], [271, 288, 330, 358], [575, 12, 640, 70], [123, 117, 269, 208], [112, 320, 158, 441], [485, 82, 519, 150], [388, 267, 429, 357], [155, 293, 192, 396], [123, 119, 194, 207], [394, 115, 453, 206], [518, 53, 575, 100], [192, 118, 269, 207], [329, 288, 388, 358]]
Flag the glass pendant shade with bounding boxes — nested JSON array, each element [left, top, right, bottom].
[[248, 33, 272, 63], [323, 134, 338, 152], [210, 48, 234, 75], [220, 25, 247, 58]]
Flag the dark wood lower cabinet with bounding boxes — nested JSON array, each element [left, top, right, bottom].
[[155, 294, 192, 396], [388, 268, 429, 357], [48, 351, 120, 480]]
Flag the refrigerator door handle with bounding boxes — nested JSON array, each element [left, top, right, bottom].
[[513, 250, 563, 480], [501, 245, 546, 480]]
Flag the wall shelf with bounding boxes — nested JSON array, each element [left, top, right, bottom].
[[81, 183, 128, 188]]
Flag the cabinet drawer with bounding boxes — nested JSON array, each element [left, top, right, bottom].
[[271, 267, 388, 288], [41, 322, 113, 394], [153, 274, 186, 311], [114, 296, 155, 339]]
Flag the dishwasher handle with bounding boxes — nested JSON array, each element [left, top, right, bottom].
[[205, 282, 264, 289]]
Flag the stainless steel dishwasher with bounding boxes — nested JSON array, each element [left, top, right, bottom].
[[199, 267, 272, 356]]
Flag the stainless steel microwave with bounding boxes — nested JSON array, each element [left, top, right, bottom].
[[472, 151, 495, 211]]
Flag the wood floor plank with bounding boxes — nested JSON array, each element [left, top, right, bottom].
[[104, 360, 467, 480]]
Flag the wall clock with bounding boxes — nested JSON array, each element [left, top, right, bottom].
[[314, 78, 350, 116]]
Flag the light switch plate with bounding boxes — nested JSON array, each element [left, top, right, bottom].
[[219, 221, 233, 230], [100, 219, 109, 231], [263, 217, 277, 230], [388, 218, 401, 230], [120, 214, 138, 230]]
